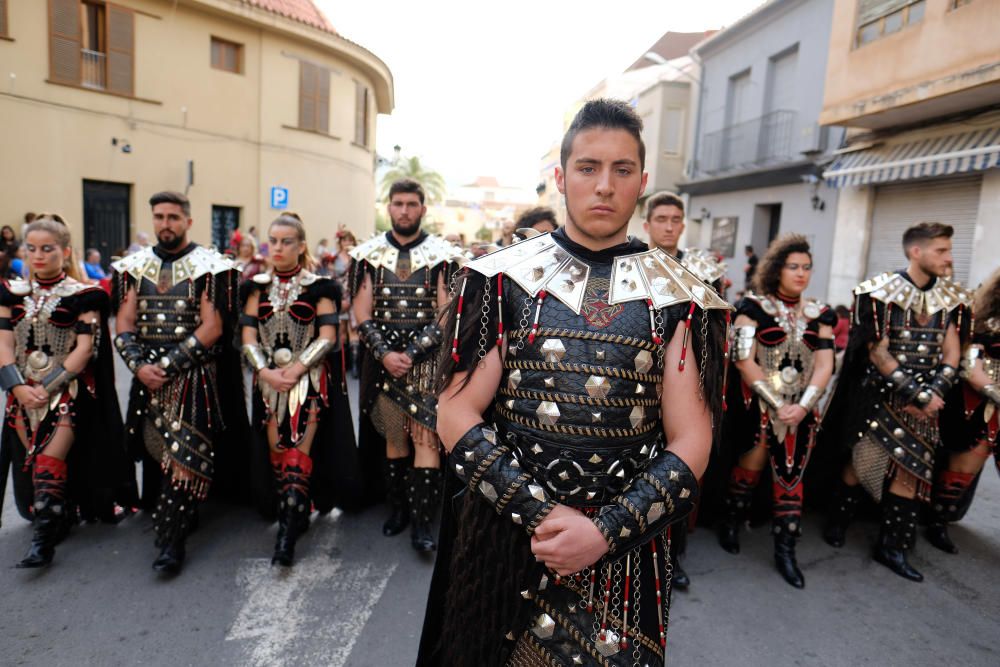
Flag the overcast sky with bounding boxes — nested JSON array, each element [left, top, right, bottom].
[[318, 0, 766, 190]]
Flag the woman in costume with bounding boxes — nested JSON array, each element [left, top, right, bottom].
[[717, 234, 837, 587], [240, 214, 360, 566], [0, 214, 131, 567]]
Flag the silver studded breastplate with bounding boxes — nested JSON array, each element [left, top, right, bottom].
[[135, 264, 200, 353], [373, 252, 438, 350], [13, 280, 85, 381], [495, 262, 664, 507], [886, 306, 948, 377], [753, 296, 820, 403], [258, 273, 319, 361]]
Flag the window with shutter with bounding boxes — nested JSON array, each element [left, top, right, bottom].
[[49, 0, 82, 85], [298, 61, 329, 133], [211, 36, 242, 74], [354, 81, 369, 147]]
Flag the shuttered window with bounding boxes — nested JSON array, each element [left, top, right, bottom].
[[354, 81, 369, 146], [211, 36, 242, 74], [1, 0, 9, 38], [856, 0, 924, 46], [48, 0, 134, 96], [299, 61, 330, 133], [865, 176, 981, 285]]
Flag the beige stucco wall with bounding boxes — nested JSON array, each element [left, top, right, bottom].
[[825, 185, 874, 303], [821, 0, 1000, 126], [0, 0, 390, 251]]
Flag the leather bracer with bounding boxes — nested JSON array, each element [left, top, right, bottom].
[[160, 335, 209, 378], [450, 423, 556, 535], [114, 331, 146, 373], [404, 322, 443, 364], [357, 319, 390, 362], [591, 449, 698, 557]]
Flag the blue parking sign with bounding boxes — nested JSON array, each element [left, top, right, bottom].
[[271, 187, 289, 210]]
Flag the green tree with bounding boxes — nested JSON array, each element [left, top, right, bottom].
[[378, 156, 447, 203], [475, 225, 492, 242]]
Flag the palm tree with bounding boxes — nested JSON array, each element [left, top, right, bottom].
[[378, 156, 447, 204]]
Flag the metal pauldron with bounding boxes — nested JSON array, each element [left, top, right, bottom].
[[299, 338, 333, 368], [0, 363, 26, 391], [357, 319, 389, 362], [591, 448, 698, 557], [113, 331, 146, 373], [404, 322, 443, 363], [504, 428, 660, 507], [242, 343, 269, 372], [450, 422, 556, 535], [735, 325, 756, 361], [752, 379, 786, 411]]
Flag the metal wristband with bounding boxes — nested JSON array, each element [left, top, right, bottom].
[[160, 335, 208, 377], [114, 332, 146, 373], [404, 323, 443, 363], [928, 364, 958, 398], [0, 363, 26, 391], [591, 449, 699, 557], [734, 325, 756, 361], [358, 319, 389, 362], [242, 343, 269, 372], [450, 423, 555, 536], [752, 380, 786, 411], [886, 368, 922, 404], [41, 364, 78, 394], [981, 384, 1000, 405], [299, 338, 333, 368], [797, 385, 823, 412]]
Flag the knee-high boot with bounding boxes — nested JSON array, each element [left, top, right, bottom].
[[151, 477, 199, 575], [822, 478, 864, 548], [718, 466, 760, 554], [873, 492, 923, 582], [383, 457, 410, 537], [408, 467, 441, 553], [273, 449, 313, 567], [772, 482, 805, 588], [926, 470, 975, 554], [17, 455, 69, 569]]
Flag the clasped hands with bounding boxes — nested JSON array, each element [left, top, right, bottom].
[[259, 362, 308, 393], [530, 504, 610, 576]]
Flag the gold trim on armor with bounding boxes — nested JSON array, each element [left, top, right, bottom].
[[505, 359, 661, 385], [499, 388, 659, 408], [508, 327, 658, 352], [495, 404, 657, 437]]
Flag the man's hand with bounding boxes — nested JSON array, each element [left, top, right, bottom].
[[13, 384, 49, 410], [281, 361, 308, 383], [923, 393, 945, 417], [530, 504, 609, 575], [382, 351, 412, 378], [260, 368, 296, 392], [136, 364, 168, 391], [777, 403, 808, 426]]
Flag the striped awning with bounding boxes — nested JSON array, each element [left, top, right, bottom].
[[823, 125, 1000, 188]]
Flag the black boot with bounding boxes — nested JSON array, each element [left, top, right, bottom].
[[718, 466, 759, 554], [823, 480, 864, 548], [272, 449, 313, 567], [773, 532, 805, 588], [873, 492, 923, 582], [17, 455, 69, 569], [408, 467, 441, 553], [151, 479, 198, 575], [670, 524, 690, 590], [926, 470, 974, 554], [383, 458, 410, 537]]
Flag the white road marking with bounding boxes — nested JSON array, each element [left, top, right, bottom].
[[226, 510, 398, 667]]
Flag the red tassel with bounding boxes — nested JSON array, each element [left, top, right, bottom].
[[679, 302, 696, 371], [451, 277, 468, 363], [496, 273, 504, 348], [527, 290, 547, 345], [646, 299, 662, 345]]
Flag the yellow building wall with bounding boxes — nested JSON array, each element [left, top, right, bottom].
[[0, 0, 385, 252]]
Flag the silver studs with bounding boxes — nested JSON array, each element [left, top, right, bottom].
[[528, 484, 546, 502], [532, 613, 555, 639], [479, 480, 498, 504], [635, 383, 645, 395], [619, 526, 631, 538], [591, 412, 603, 423], [595, 348, 606, 361], [536, 401, 560, 426], [634, 350, 653, 373], [540, 338, 567, 362], [585, 375, 610, 399], [647, 501, 666, 524], [629, 406, 645, 428], [589, 453, 603, 464], [508, 369, 522, 390], [511, 512, 522, 525], [544, 376, 556, 389]]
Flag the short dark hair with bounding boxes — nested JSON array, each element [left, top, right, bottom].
[[388, 179, 425, 205], [516, 207, 558, 231], [902, 222, 953, 258], [645, 192, 684, 221], [560, 98, 645, 171], [149, 191, 191, 217], [745, 245, 755, 253]]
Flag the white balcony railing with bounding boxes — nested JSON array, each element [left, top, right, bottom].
[[81, 49, 106, 90]]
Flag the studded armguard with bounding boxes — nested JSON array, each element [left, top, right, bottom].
[[357, 319, 389, 362], [591, 450, 698, 557], [404, 322, 443, 364], [159, 335, 209, 378], [114, 332, 146, 373], [927, 364, 957, 399], [450, 422, 556, 535]]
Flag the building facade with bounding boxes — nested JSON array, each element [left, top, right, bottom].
[[679, 0, 844, 299], [820, 0, 1000, 298], [0, 0, 393, 266]]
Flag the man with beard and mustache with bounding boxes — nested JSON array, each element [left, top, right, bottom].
[[111, 191, 248, 575], [819, 222, 971, 582], [350, 179, 465, 553]]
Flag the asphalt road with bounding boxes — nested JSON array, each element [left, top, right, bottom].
[[1, 358, 998, 666]]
